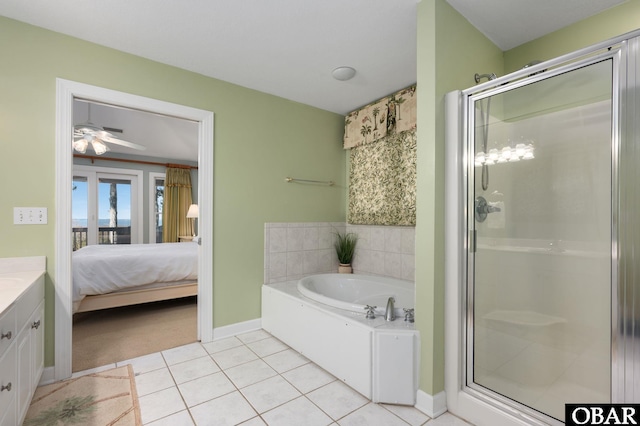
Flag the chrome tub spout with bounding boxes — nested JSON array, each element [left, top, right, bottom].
[[385, 297, 396, 321]]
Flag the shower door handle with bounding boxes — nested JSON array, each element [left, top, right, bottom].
[[470, 230, 476, 253]]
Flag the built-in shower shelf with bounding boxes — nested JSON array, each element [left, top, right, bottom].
[[483, 310, 566, 327]]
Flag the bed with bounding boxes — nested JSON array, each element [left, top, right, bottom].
[[72, 242, 198, 313]]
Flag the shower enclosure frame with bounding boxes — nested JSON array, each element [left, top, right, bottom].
[[445, 29, 640, 426]]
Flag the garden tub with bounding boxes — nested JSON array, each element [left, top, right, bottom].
[[297, 273, 414, 318]]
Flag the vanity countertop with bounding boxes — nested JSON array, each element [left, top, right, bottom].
[[0, 256, 46, 314], [0, 271, 45, 314]]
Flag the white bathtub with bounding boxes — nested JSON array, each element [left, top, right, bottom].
[[262, 276, 419, 405], [297, 274, 414, 318]]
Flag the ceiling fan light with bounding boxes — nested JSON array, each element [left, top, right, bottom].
[[73, 139, 88, 154], [91, 140, 109, 155], [97, 130, 111, 139]]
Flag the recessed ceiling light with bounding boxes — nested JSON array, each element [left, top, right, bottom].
[[332, 66, 356, 81]]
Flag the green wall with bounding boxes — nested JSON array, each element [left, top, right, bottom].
[[415, 0, 503, 396], [504, 1, 640, 73], [0, 16, 346, 366]]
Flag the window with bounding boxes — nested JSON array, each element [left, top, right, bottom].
[[98, 176, 133, 244], [149, 172, 165, 243], [72, 166, 142, 250], [72, 176, 91, 250]]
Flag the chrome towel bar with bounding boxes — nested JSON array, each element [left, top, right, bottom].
[[285, 177, 334, 186]]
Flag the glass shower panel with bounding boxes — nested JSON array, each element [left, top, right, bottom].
[[470, 60, 613, 422]]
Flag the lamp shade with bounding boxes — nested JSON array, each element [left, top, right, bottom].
[[73, 138, 88, 154], [186, 204, 199, 218], [91, 140, 109, 155]]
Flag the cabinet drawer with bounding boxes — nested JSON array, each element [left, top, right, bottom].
[[0, 307, 16, 357], [0, 343, 16, 421], [16, 276, 44, 328]]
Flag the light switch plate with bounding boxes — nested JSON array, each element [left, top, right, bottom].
[[13, 207, 48, 225]]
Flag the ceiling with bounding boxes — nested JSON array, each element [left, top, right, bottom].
[[0, 0, 628, 160], [447, 0, 626, 51], [72, 100, 199, 162]]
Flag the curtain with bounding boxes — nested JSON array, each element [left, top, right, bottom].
[[344, 85, 417, 226], [162, 167, 194, 242], [348, 130, 416, 225]]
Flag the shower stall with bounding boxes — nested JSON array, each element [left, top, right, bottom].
[[445, 30, 640, 425]]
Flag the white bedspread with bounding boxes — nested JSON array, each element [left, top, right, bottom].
[[72, 242, 198, 309]]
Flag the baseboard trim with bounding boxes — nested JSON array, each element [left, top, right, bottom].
[[212, 318, 262, 340], [415, 389, 447, 418], [39, 366, 56, 386]]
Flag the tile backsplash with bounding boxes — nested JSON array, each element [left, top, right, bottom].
[[264, 222, 415, 283], [347, 224, 415, 282], [264, 222, 344, 284]]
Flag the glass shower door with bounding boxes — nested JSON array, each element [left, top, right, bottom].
[[468, 59, 613, 422]]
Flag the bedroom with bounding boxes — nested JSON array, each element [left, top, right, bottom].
[[70, 99, 201, 370]]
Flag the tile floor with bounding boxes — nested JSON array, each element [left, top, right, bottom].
[[73, 329, 473, 426]]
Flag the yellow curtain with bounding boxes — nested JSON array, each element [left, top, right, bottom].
[[162, 167, 194, 242]]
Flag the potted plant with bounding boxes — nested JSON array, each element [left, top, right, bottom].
[[334, 231, 358, 273]]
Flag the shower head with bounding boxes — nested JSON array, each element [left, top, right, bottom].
[[523, 60, 543, 69], [523, 60, 546, 76], [474, 73, 497, 84]]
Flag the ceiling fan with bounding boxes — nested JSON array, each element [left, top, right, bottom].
[[72, 103, 146, 155]]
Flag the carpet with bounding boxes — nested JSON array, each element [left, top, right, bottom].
[[73, 297, 197, 372], [24, 365, 141, 426]]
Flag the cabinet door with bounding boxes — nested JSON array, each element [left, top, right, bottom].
[[0, 344, 16, 426], [16, 325, 31, 423], [0, 397, 16, 426], [31, 302, 44, 389], [16, 303, 45, 425]]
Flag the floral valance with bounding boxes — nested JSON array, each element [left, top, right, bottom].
[[343, 85, 416, 149]]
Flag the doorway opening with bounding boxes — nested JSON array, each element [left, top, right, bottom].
[[55, 79, 214, 381]]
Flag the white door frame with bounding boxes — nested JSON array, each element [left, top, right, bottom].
[[55, 79, 214, 381]]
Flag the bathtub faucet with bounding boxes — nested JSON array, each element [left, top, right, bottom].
[[403, 308, 414, 323], [364, 305, 377, 320], [385, 297, 396, 321]]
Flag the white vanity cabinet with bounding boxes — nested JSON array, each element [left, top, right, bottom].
[[0, 271, 45, 426], [0, 306, 17, 426]]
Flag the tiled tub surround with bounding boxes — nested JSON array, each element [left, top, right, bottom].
[[346, 224, 415, 281], [264, 222, 346, 284], [264, 223, 415, 284]]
